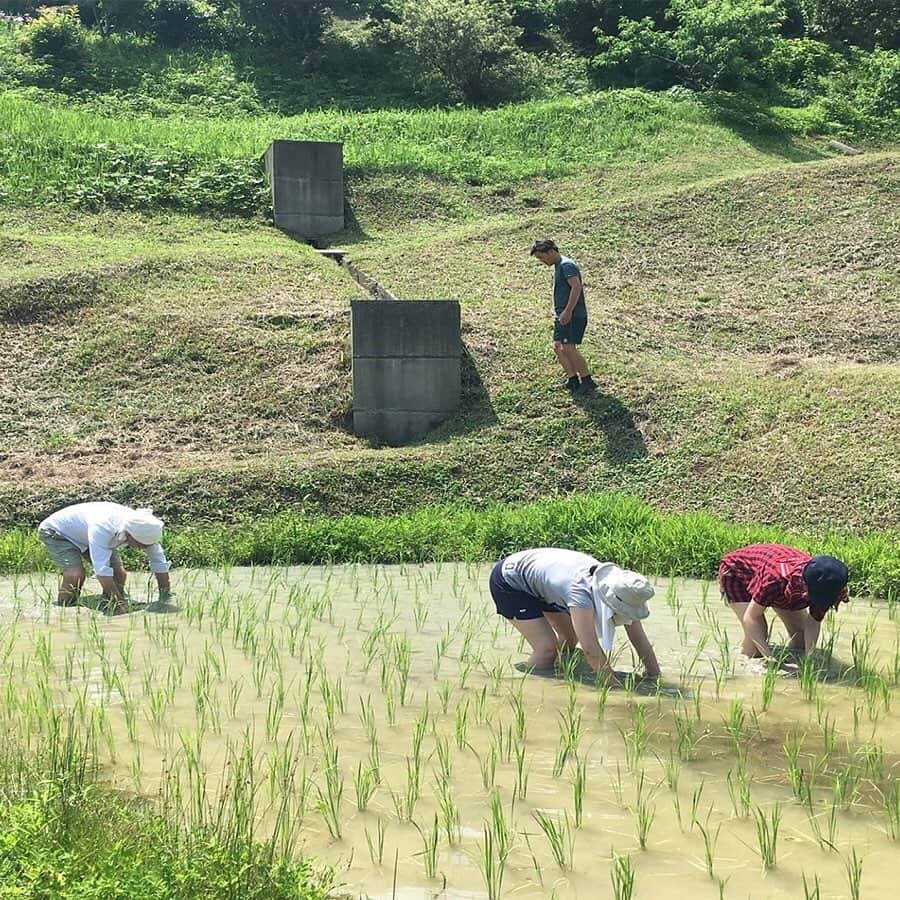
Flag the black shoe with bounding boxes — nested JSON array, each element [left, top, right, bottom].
[[557, 375, 580, 392], [574, 375, 597, 396]]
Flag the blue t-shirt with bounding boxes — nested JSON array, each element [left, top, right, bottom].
[[553, 257, 587, 317]]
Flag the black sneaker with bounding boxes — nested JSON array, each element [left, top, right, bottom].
[[557, 375, 580, 392], [574, 375, 598, 396]]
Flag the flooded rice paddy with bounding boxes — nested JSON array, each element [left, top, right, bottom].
[[1, 563, 898, 899]]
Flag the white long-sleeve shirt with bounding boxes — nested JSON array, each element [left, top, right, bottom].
[[39, 502, 171, 578]]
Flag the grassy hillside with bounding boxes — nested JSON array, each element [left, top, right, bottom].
[[2, 90, 897, 538]]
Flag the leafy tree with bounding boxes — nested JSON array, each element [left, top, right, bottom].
[[554, 0, 668, 52], [791, 0, 900, 50], [595, 0, 786, 91], [390, 0, 533, 103]]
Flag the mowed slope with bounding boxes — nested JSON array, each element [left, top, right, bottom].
[[1, 152, 897, 534]]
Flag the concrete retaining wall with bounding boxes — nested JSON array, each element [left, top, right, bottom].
[[263, 140, 344, 237], [352, 300, 461, 445]]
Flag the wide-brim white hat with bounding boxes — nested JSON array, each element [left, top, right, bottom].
[[123, 507, 164, 545], [591, 563, 653, 621]]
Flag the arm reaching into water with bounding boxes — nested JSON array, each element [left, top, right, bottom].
[[569, 607, 622, 687], [624, 620, 661, 677]]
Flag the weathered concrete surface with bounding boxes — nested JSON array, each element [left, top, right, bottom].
[[352, 300, 461, 445], [264, 140, 344, 237]]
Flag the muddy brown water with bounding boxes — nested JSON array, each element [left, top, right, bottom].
[[1, 564, 898, 899]]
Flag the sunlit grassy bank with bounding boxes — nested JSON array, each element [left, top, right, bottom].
[[2, 494, 898, 597], [0, 724, 333, 899], [0, 89, 820, 210]]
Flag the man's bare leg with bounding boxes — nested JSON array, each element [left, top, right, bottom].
[[510, 617, 562, 669], [58, 566, 86, 605], [553, 341, 576, 377], [773, 608, 808, 651], [562, 345, 590, 379], [728, 601, 768, 657]]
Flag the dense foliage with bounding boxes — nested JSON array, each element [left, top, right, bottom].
[[0, 0, 896, 127]]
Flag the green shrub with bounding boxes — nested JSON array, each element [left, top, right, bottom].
[[147, 0, 215, 47], [554, 0, 669, 53], [237, 0, 331, 47], [389, 0, 536, 103], [595, 0, 785, 91], [822, 48, 900, 133], [19, 7, 89, 71], [788, 0, 900, 51]]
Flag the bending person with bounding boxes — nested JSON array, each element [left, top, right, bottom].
[[38, 501, 172, 614], [490, 547, 660, 687], [719, 543, 848, 659]]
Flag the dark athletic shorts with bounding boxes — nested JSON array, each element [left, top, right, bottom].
[[553, 316, 587, 345], [490, 559, 560, 621]]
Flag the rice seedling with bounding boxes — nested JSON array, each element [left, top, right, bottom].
[[414, 814, 440, 879], [365, 817, 386, 866], [572, 756, 587, 827], [514, 743, 529, 801], [724, 698, 745, 749], [844, 848, 863, 900], [435, 775, 461, 844], [354, 761, 379, 811], [726, 762, 751, 819], [806, 797, 839, 850], [690, 781, 706, 829], [454, 698, 470, 750], [674, 702, 698, 761], [433, 733, 452, 782], [412, 597, 429, 633], [784, 732, 805, 800], [634, 770, 656, 849], [760, 660, 778, 711], [476, 743, 498, 790], [697, 820, 721, 878], [532, 809, 575, 870], [316, 735, 344, 839], [596, 677, 612, 717], [883, 778, 900, 840], [436, 680, 453, 715], [753, 804, 781, 869], [832, 766, 860, 810], [802, 872, 821, 900], [611, 852, 635, 900], [621, 704, 648, 770], [478, 820, 509, 900]]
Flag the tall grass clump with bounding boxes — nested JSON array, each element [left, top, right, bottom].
[[0, 719, 332, 899], [8, 493, 898, 598], [0, 89, 759, 211]]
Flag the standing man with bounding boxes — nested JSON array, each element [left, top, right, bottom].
[[530, 239, 597, 396], [719, 543, 849, 659], [489, 547, 661, 687], [38, 501, 172, 614]]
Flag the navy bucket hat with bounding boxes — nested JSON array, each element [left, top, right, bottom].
[[803, 555, 849, 607]]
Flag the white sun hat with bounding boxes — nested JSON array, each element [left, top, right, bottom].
[[590, 563, 654, 652], [123, 507, 164, 546]]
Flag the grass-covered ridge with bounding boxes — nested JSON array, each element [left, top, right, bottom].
[[0, 88, 826, 211], [2, 493, 898, 597], [1, 147, 898, 538]]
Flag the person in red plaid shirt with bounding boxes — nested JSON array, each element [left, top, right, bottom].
[[719, 544, 849, 658]]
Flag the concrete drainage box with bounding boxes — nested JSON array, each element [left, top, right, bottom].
[[263, 140, 344, 237], [351, 300, 461, 445]]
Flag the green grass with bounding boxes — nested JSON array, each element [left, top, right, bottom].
[[0, 723, 332, 900], [2, 493, 897, 597], [1, 151, 897, 540], [0, 88, 825, 211]]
